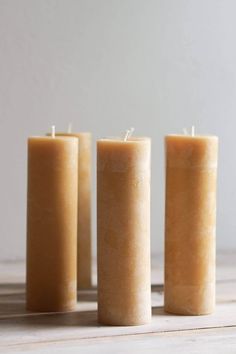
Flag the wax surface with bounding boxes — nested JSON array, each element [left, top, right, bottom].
[[55, 133, 92, 289], [164, 135, 218, 315], [26, 136, 78, 312], [97, 138, 151, 326]]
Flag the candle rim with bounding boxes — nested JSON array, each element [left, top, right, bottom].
[[98, 136, 151, 143], [28, 136, 79, 141], [51, 131, 92, 136], [165, 134, 218, 140]]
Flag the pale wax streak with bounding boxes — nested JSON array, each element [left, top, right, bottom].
[[68, 122, 72, 134], [183, 127, 195, 136], [183, 128, 188, 135], [51, 125, 56, 139]]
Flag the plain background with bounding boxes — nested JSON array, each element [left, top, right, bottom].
[[0, 0, 235, 261]]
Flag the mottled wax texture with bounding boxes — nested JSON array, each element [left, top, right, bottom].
[[54, 132, 92, 289], [97, 138, 151, 326], [26, 136, 78, 312], [164, 135, 218, 315]]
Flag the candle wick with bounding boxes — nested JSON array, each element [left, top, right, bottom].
[[51, 125, 56, 138], [124, 127, 135, 141], [191, 126, 195, 137], [183, 128, 188, 135], [124, 129, 130, 142], [68, 122, 72, 134], [129, 127, 135, 137]]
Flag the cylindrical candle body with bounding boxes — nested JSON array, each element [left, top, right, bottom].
[[76, 133, 92, 289], [26, 136, 78, 312], [97, 138, 151, 326], [164, 135, 218, 315], [53, 132, 92, 289]]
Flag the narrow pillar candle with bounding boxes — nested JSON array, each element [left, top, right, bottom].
[[164, 133, 218, 315], [26, 135, 78, 312], [97, 137, 151, 326], [53, 132, 92, 289]]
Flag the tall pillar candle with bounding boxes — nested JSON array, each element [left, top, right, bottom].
[[164, 133, 218, 315], [26, 135, 78, 312], [97, 137, 151, 326], [53, 132, 92, 289]]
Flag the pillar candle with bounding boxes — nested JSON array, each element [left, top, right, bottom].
[[97, 137, 151, 326], [53, 132, 92, 289], [164, 132, 218, 315], [26, 134, 78, 312]]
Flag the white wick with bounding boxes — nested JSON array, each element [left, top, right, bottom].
[[129, 127, 134, 137], [191, 125, 195, 137], [68, 122, 72, 134], [124, 127, 135, 141], [124, 129, 130, 141], [51, 125, 55, 138]]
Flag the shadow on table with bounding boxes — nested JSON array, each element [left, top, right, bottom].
[[0, 283, 26, 317], [152, 306, 170, 316], [77, 287, 97, 302], [0, 282, 98, 324], [0, 309, 98, 328], [151, 284, 164, 293], [0, 282, 25, 293]]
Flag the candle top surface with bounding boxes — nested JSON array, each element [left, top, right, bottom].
[[166, 134, 218, 140], [50, 132, 91, 136], [98, 136, 150, 143], [29, 136, 79, 141]]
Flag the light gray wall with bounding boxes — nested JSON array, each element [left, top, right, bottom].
[[0, 0, 235, 260]]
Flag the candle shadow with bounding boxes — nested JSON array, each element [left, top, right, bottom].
[[0, 310, 98, 328], [151, 284, 164, 293], [0, 283, 27, 317], [152, 306, 169, 316], [0, 282, 25, 293], [0, 282, 98, 326], [77, 287, 97, 302]]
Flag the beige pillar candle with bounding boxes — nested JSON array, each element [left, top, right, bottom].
[[97, 135, 151, 326], [26, 131, 78, 312], [53, 131, 92, 289], [164, 130, 218, 315]]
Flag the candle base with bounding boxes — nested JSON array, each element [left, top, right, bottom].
[[164, 283, 215, 316], [164, 307, 214, 316], [98, 313, 151, 326]]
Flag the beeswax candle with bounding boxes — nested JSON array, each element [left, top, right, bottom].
[[26, 132, 78, 312], [97, 136, 151, 326], [164, 131, 218, 315], [53, 131, 92, 289]]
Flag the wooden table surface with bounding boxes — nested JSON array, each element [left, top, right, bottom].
[[0, 252, 235, 353]]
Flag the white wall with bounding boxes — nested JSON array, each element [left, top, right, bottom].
[[0, 0, 235, 260]]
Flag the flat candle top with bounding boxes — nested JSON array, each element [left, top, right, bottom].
[[29, 136, 78, 141], [98, 137, 150, 143], [166, 134, 218, 141], [48, 132, 91, 137], [56, 131, 91, 134]]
